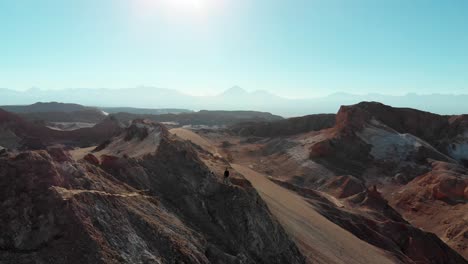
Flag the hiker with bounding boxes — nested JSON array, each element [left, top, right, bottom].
[[223, 167, 230, 184]]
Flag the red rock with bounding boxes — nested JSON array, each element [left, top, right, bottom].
[[323, 175, 365, 198], [100, 154, 120, 169], [309, 140, 333, 158], [48, 147, 72, 162], [83, 153, 100, 166]]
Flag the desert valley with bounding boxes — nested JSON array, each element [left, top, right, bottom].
[[3, 1, 468, 263], [0, 101, 466, 264]]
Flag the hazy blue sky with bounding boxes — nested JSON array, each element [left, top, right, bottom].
[[1, 0, 467, 97]]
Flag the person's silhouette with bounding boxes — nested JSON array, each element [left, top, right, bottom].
[[223, 167, 230, 184]]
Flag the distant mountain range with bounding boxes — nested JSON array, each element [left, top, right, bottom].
[[0, 102, 93, 113], [0, 102, 282, 127], [1, 86, 467, 116], [0, 102, 191, 116]]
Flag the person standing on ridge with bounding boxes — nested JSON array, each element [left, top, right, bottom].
[[224, 167, 230, 184]]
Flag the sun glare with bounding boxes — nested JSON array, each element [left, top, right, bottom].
[[129, 0, 226, 32], [135, 0, 212, 15], [169, 0, 204, 9]]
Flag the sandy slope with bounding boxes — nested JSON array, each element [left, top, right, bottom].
[[170, 128, 222, 157], [70, 146, 96, 160], [232, 164, 398, 264], [170, 128, 398, 263]]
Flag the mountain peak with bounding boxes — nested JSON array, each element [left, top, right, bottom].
[[221, 86, 248, 96]]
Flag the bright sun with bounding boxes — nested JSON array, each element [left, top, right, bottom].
[[135, 0, 211, 14], [170, 0, 204, 9], [132, 0, 220, 22]]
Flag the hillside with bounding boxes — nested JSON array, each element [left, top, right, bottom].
[[0, 102, 107, 124], [187, 101, 468, 261], [0, 109, 122, 149], [230, 114, 336, 137], [0, 102, 92, 113], [112, 110, 283, 127], [172, 126, 467, 263], [0, 121, 304, 264]]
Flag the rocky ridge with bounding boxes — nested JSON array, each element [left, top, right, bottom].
[[0, 121, 304, 264]]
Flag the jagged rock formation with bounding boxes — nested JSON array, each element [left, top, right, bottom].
[[93, 119, 166, 158], [0, 121, 304, 264], [305, 102, 463, 177], [334, 102, 468, 163], [389, 160, 468, 258], [322, 175, 366, 198]]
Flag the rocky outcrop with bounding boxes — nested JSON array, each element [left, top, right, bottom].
[[123, 119, 153, 141], [47, 147, 73, 162], [92, 119, 168, 158], [307, 102, 463, 178], [309, 140, 334, 158], [388, 160, 468, 259], [322, 175, 366, 198], [336, 102, 449, 142], [83, 153, 100, 166], [309, 135, 372, 176], [397, 160, 468, 204], [335, 102, 468, 162]]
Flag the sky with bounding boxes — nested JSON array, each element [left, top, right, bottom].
[[1, 0, 468, 98]]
